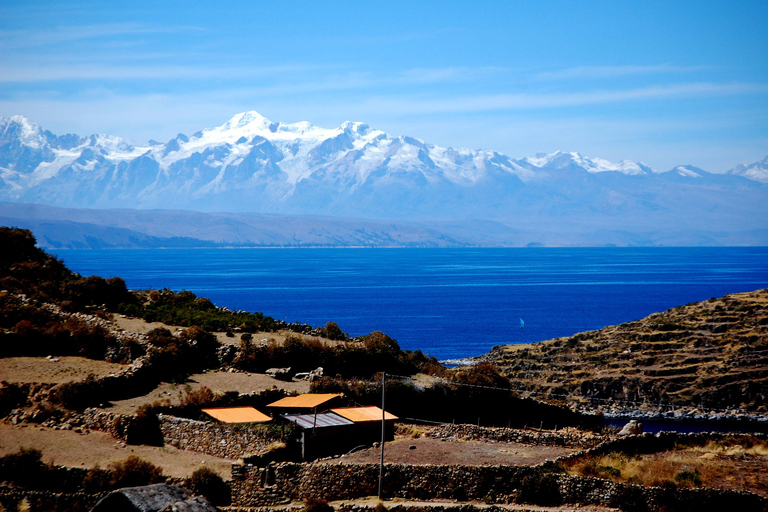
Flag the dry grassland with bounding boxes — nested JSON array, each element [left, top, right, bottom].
[[0, 423, 233, 478], [566, 438, 768, 496]]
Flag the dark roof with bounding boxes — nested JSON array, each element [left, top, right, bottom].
[[90, 484, 218, 512], [282, 412, 354, 429], [159, 497, 220, 512]]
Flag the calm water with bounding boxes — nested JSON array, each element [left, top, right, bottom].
[[53, 247, 768, 361]]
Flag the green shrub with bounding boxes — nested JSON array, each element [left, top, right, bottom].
[[320, 321, 347, 341], [188, 467, 230, 506], [674, 468, 702, 487]]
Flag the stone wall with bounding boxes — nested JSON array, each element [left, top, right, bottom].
[[271, 463, 538, 502], [0, 486, 102, 512], [228, 461, 768, 511], [426, 423, 605, 449], [159, 414, 281, 459], [82, 408, 280, 459], [229, 428, 768, 511]]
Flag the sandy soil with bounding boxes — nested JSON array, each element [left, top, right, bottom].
[[112, 316, 183, 336], [326, 436, 578, 466], [106, 369, 310, 415], [0, 423, 233, 478], [0, 356, 128, 384]]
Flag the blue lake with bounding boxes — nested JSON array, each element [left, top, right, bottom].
[[53, 247, 768, 361]]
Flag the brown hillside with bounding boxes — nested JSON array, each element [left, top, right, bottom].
[[488, 289, 768, 415]]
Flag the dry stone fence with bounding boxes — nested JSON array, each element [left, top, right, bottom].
[[228, 461, 767, 511], [81, 409, 280, 459]]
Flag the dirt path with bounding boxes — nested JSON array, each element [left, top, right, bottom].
[[0, 423, 234, 478], [0, 356, 128, 384], [326, 437, 578, 466]]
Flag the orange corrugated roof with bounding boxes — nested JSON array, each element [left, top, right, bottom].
[[201, 406, 271, 424], [267, 393, 343, 409], [331, 406, 398, 423]]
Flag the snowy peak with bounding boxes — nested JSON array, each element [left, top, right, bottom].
[[1, 115, 46, 147], [1, 112, 766, 223], [728, 155, 768, 183], [670, 165, 707, 178], [223, 110, 274, 131], [521, 150, 654, 175]]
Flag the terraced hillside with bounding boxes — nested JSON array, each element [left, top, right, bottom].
[[489, 290, 768, 415]]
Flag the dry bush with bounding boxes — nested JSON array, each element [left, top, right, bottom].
[[265, 441, 287, 452], [304, 497, 333, 512], [395, 424, 428, 439], [108, 456, 164, 488], [692, 438, 768, 457], [125, 406, 164, 446], [188, 467, 230, 506], [180, 386, 218, 407]]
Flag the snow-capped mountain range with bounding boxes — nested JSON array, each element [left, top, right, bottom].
[[1, 112, 767, 239]]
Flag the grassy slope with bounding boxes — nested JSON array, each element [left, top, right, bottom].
[[490, 289, 768, 413]]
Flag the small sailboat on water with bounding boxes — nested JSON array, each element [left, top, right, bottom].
[[520, 318, 524, 329]]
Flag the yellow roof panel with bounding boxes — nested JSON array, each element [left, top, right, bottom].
[[201, 406, 271, 424], [267, 393, 343, 409], [331, 406, 398, 423]]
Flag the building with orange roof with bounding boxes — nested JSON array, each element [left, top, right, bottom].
[[266, 393, 343, 414], [201, 406, 272, 424]]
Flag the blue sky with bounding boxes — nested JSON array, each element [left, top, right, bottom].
[[1, 1, 766, 171]]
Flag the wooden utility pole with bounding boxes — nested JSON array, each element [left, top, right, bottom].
[[378, 372, 385, 500]]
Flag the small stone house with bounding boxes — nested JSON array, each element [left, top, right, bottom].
[[281, 405, 398, 459], [266, 393, 343, 416], [90, 484, 218, 512], [201, 406, 271, 424]]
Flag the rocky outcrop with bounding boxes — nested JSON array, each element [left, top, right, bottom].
[[618, 420, 642, 436]]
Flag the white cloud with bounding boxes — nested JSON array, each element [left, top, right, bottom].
[[354, 82, 768, 116], [0, 23, 206, 50], [533, 64, 711, 81], [0, 63, 336, 83]]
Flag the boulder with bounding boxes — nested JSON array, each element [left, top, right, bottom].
[[618, 419, 643, 436]]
